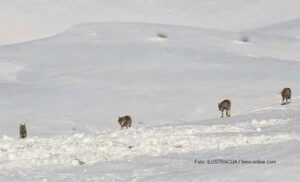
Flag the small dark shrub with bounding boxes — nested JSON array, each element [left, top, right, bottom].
[[157, 32, 168, 39], [240, 35, 250, 42]]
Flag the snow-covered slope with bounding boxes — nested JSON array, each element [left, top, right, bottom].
[[2, 0, 300, 45], [250, 18, 300, 40], [0, 23, 300, 135], [0, 22, 299, 181]]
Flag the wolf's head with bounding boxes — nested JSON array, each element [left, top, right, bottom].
[[218, 103, 222, 111], [20, 124, 26, 132]]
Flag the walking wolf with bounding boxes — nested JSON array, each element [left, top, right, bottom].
[[218, 100, 231, 118], [281, 88, 291, 104], [118, 116, 132, 129]]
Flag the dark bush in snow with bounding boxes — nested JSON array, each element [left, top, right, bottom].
[[157, 32, 168, 39], [240, 35, 250, 42]]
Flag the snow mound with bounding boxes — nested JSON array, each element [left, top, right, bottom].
[[148, 36, 168, 42], [0, 62, 25, 82], [232, 40, 251, 45]]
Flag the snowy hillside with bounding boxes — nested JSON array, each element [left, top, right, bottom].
[[1, 22, 300, 135], [250, 18, 300, 39], [0, 21, 299, 181], [2, 0, 300, 45]]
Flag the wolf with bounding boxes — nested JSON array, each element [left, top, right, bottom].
[[281, 88, 291, 104], [118, 115, 132, 129], [218, 99, 231, 118], [19, 123, 27, 139]]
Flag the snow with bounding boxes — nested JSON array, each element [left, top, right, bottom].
[[1, 102, 299, 181], [0, 117, 296, 169], [0, 62, 25, 82], [0, 1, 300, 181], [2, 0, 300, 45], [250, 18, 300, 39], [1, 22, 300, 135]]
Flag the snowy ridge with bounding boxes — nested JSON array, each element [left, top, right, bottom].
[[0, 118, 298, 169], [2, 0, 300, 45], [249, 18, 300, 39]]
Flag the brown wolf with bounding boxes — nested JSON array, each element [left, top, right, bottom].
[[218, 99, 231, 118], [281, 88, 291, 104], [19, 124, 27, 139], [118, 116, 132, 129]]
